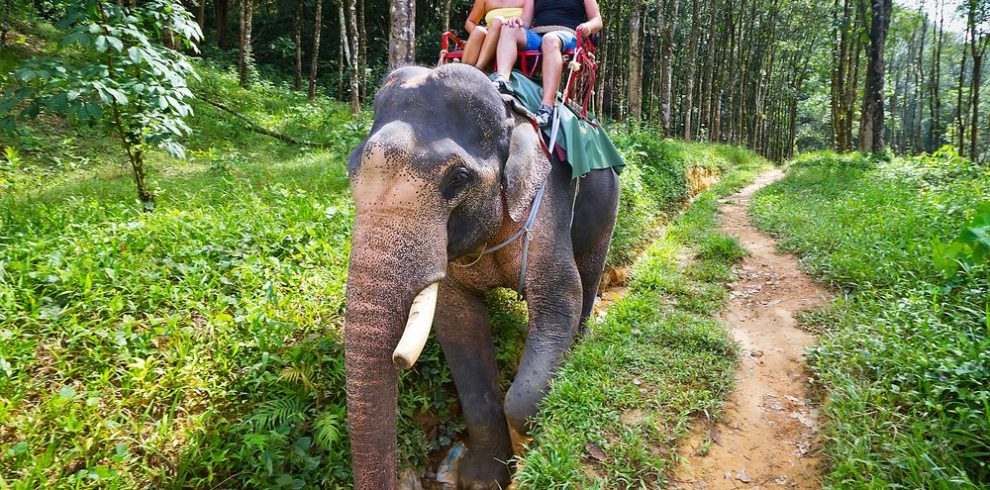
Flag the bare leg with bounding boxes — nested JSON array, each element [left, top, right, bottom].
[[475, 17, 503, 69], [496, 24, 528, 78], [540, 34, 564, 107], [462, 25, 487, 67]]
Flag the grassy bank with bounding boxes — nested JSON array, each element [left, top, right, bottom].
[[515, 151, 771, 487], [750, 150, 990, 488], [2, 39, 769, 486]]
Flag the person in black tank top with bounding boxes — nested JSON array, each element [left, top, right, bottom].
[[533, 0, 587, 30], [492, 0, 603, 127]]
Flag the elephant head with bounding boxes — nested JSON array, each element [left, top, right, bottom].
[[344, 63, 551, 489]]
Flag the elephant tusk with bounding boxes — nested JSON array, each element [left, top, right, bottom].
[[392, 282, 440, 370]]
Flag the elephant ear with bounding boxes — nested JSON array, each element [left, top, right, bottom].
[[502, 115, 552, 223]]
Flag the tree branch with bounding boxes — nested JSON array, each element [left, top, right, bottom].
[[196, 95, 329, 148]]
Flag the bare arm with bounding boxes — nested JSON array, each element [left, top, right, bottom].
[[505, 0, 533, 28], [577, 0, 603, 36], [465, 0, 486, 32]]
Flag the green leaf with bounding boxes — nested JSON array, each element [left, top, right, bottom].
[[95, 35, 108, 52], [6, 441, 28, 457], [107, 36, 124, 52], [105, 87, 128, 105], [14, 68, 36, 82], [59, 385, 77, 400], [128, 47, 143, 63]]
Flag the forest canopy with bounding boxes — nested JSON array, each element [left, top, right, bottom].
[[3, 0, 988, 164]]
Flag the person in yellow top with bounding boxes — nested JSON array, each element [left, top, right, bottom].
[[461, 0, 524, 69]]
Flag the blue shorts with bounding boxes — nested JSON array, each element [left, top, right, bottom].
[[524, 29, 578, 52]]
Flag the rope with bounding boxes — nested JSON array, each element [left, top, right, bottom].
[[531, 25, 576, 35], [451, 100, 557, 298], [569, 176, 581, 228], [517, 180, 547, 296]]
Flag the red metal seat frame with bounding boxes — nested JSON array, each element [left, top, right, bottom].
[[438, 31, 598, 122]]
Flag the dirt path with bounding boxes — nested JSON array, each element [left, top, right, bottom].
[[673, 169, 829, 489]]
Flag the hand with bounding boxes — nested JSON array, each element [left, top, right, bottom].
[[505, 17, 524, 28], [576, 23, 591, 37]]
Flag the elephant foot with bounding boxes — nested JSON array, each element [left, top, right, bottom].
[[457, 446, 512, 490]]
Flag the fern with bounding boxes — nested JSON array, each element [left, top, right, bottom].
[[247, 397, 307, 430], [279, 365, 317, 392], [313, 407, 346, 450]]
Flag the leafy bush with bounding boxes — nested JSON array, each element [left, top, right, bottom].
[[607, 132, 766, 267], [751, 151, 990, 488]]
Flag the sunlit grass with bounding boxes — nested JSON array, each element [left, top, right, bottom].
[[1, 38, 775, 486], [515, 154, 771, 488], [750, 150, 990, 488]]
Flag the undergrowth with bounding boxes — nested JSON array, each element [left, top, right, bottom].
[[751, 149, 990, 488], [1, 30, 771, 487], [514, 151, 771, 488]]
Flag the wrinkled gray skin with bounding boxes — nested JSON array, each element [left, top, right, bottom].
[[345, 63, 619, 490]]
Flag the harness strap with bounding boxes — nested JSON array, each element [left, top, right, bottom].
[[517, 179, 547, 295], [451, 96, 558, 297]]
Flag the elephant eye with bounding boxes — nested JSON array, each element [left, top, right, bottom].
[[441, 166, 473, 199]]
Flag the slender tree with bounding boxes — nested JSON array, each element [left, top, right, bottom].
[[659, 0, 680, 136], [929, 0, 944, 149], [389, 0, 415, 68], [859, 0, 892, 152], [308, 0, 323, 99], [965, 0, 989, 160], [238, 0, 254, 86], [294, 0, 303, 91], [215, 0, 229, 49], [683, 0, 700, 140], [197, 0, 206, 36], [627, 0, 644, 123], [347, 0, 361, 115]]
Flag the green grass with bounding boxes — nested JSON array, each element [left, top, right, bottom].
[[750, 149, 990, 488], [1, 28, 774, 486], [514, 152, 771, 488]]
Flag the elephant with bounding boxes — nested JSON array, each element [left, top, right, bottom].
[[344, 62, 619, 490]]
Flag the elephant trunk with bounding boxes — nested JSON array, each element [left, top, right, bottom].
[[344, 213, 446, 489]]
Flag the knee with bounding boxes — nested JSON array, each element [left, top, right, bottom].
[[503, 380, 542, 434], [541, 34, 561, 53], [473, 25, 487, 36], [489, 17, 504, 29]]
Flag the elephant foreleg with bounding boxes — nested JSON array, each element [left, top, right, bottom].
[[434, 281, 513, 489], [503, 258, 583, 434]]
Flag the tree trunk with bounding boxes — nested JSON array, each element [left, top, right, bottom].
[[683, 0, 700, 140], [913, 10, 927, 153], [347, 0, 361, 116], [443, 0, 452, 33], [197, 0, 206, 37], [338, 0, 346, 99], [965, 3, 987, 161], [700, 0, 720, 139], [308, 0, 324, 100], [929, 0, 944, 150], [957, 30, 969, 152], [238, 0, 254, 87], [659, 0, 680, 137], [859, 0, 892, 153], [215, 0, 229, 49], [389, 0, 415, 68], [627, 0, 644, 123], [359, 0, 368, 98], [970, 35, 988, 161], [294, 0, 304, 91]]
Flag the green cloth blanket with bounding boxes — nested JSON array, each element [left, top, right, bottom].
[[500, 71, 625, 179]]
